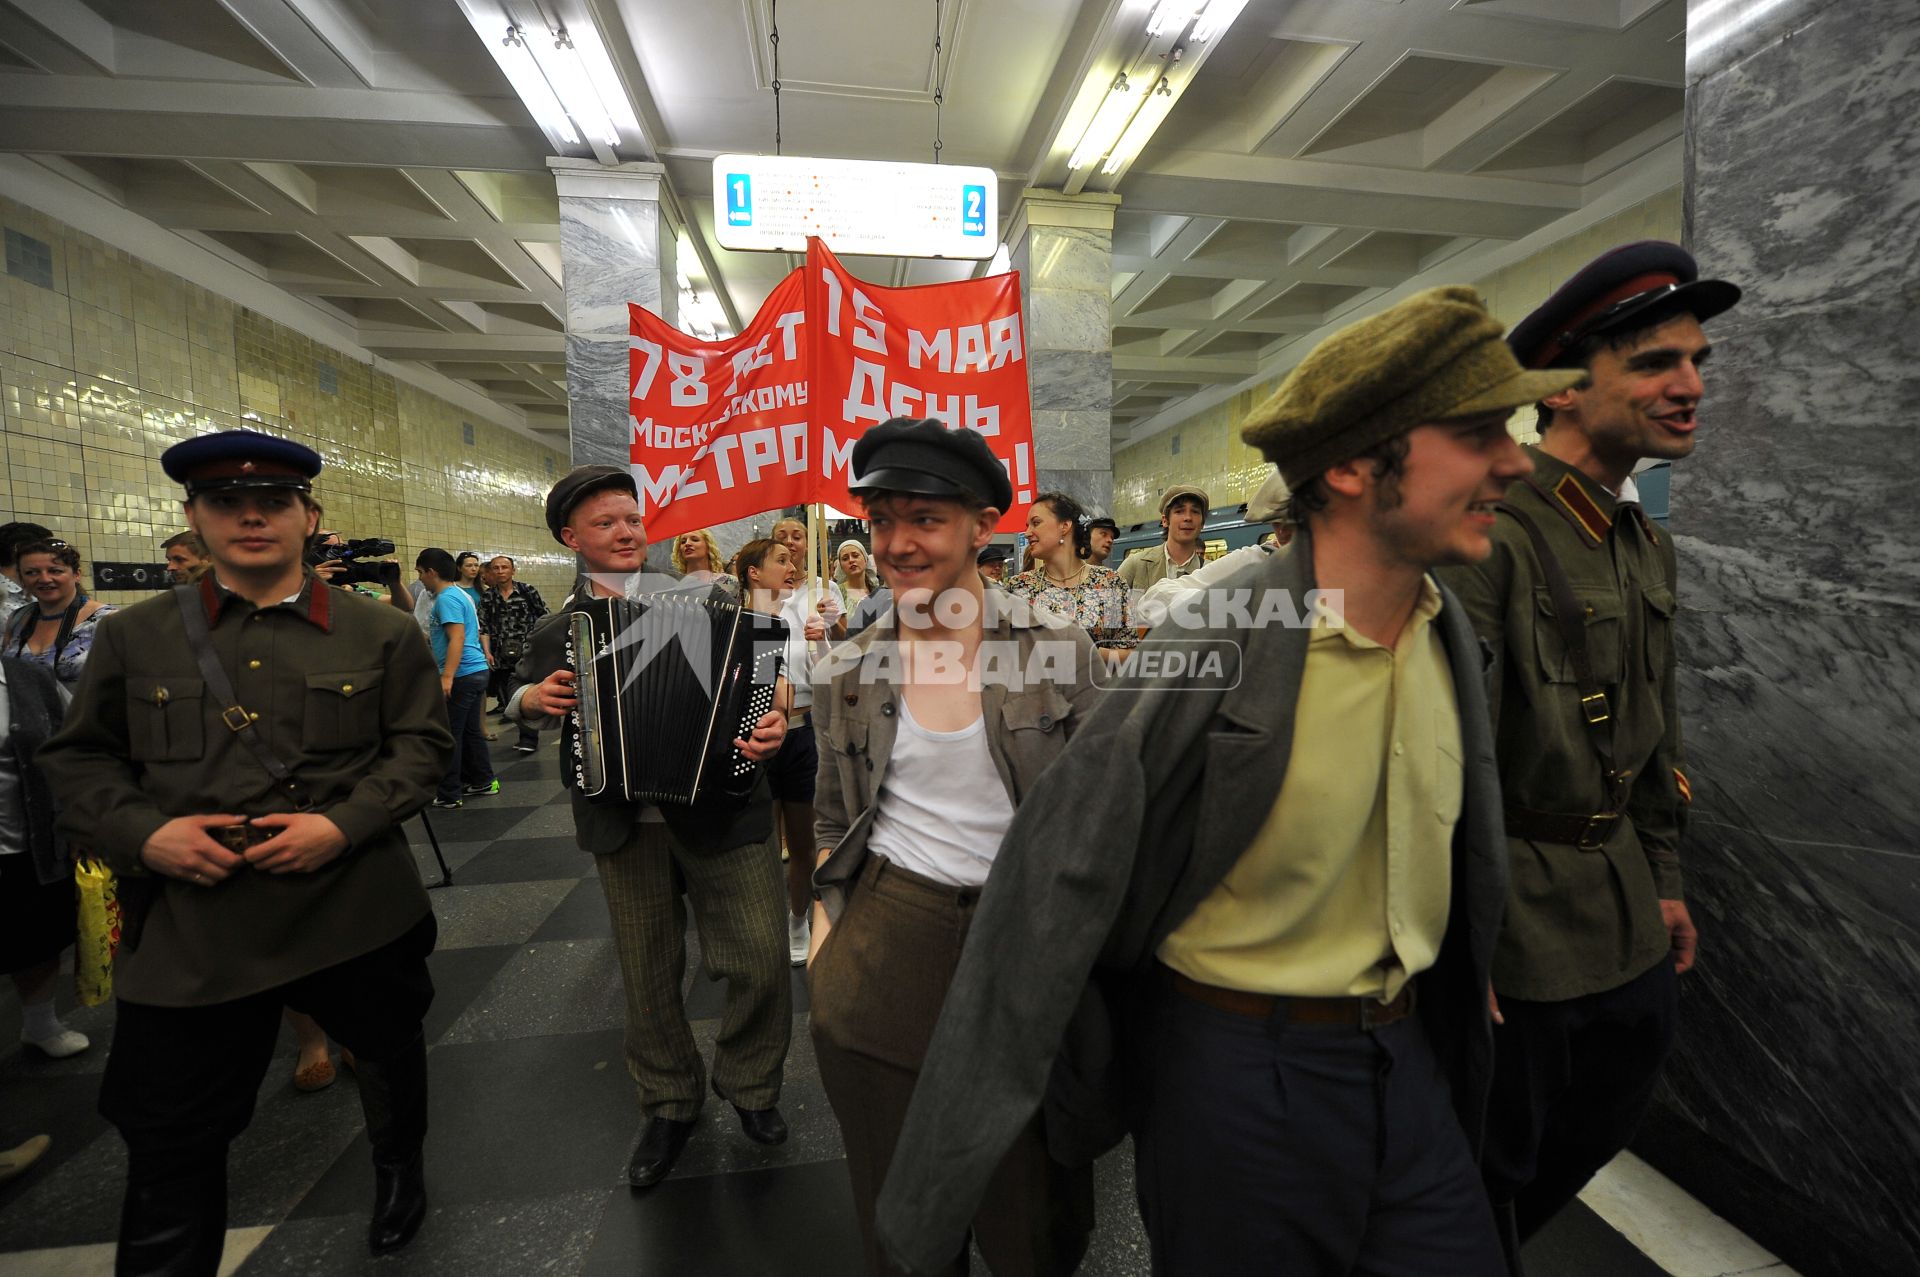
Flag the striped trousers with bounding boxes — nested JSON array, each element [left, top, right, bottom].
[[595, 822, 791, 1119]]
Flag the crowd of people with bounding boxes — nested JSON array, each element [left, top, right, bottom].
[[0, 238, 1729, 1277]]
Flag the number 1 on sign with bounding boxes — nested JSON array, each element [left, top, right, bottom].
[[728, 175, 752, 227]]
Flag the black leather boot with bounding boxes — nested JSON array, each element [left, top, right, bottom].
[[354, 1032, 430, 1254], [116, 1162, 226, 1277]]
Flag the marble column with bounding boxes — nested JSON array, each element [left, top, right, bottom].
[[1007, 190, 1120, 517], [549, 158, 676, 473], [1637, 5, 1920, 1276]]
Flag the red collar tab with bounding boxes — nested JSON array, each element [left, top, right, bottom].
[[1543, 473, 1612, 547], [1535, 271, 1683, 369], [198, 572, 332, 632]]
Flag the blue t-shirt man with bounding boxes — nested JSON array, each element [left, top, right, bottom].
[[430, 584, 489, 677]]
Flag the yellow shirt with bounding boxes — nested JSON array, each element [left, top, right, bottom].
[[1158, 578, 1462, 1001]]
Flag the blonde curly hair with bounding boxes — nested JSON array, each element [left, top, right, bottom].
[[670, 527, 724, 575]]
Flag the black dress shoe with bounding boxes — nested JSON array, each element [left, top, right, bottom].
[[734, 1105, 788, 1146], [627, 1116, 696, 1188]]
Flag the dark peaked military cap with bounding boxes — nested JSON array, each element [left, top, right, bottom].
[[848, 417, 1013, 511], [161, 429, 321, 496], [1508, 240, 1742, 370]]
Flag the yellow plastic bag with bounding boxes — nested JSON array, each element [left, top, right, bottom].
[[74, 858, 122, 1008]]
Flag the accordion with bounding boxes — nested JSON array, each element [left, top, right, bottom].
[[566, 592, 786, 806]]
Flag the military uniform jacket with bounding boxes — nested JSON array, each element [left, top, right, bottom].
[[871, 535, 1510, 1274], [1437, 446, 1686, 1003], [38, 574, 451, 1007]]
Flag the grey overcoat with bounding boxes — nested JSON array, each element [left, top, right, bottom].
[[871, 528, 1511, 1274]]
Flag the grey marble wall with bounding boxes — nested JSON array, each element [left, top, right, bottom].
[[1012, 199, 1118, 517], [1649, 3, 1920, 1274]]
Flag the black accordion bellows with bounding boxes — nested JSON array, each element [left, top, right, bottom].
[[566, 592, 786, 806]]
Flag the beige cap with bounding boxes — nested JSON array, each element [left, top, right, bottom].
[[1158, 484, 1210, 516], [1244, 470, 1291, 524]]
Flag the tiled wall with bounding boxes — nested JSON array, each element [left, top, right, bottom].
[[1109, 187, 1685, 524], [0, 195, 573, 607]]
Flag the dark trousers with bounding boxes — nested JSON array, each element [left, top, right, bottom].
[[811, 856, 1094, 1277], [1481, 958, 1678, 1242], [1132, 974, 1504, 1277], [100, 914, 436, 1271], [488, 662, 538, 749], [440, 670, 494, 800]]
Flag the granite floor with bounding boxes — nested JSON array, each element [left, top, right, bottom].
[[1, 737, 1773, 1276]]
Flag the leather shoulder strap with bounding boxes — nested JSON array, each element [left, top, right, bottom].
[[1497, 503, 1627, 805], [172, 585, 313, 810]]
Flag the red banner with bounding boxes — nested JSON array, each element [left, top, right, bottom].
[[805, 238, 1034, 534], [628, 239, 1034, 539], [627, 268, 809, 540]]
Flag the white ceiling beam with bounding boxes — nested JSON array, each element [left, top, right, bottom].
[[357, 333, 565, 361], [0, 74, 521, 128], [213, 0, 366, 89], [0, 108, 546, 171], [0, 0, 115, 74]]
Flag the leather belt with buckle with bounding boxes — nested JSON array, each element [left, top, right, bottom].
[[211, 823, 272, 854], [1504, 804, 1623, 851], [1166, 967, 1416, 1030]]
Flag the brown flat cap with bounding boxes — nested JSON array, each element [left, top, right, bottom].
[[1158, 484, 1210, 515], [1241, 286, 1583, 489]]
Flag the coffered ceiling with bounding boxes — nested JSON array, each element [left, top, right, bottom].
[[0, 0, 1686, 448]]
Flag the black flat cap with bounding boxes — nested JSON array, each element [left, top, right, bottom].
[[161, 429, 321, 495], [1508, 240, 1741, 370], [1086, 516, 1118, 534], [976, 544, 1010, 565], [545, 464, 637, 544], [848, 417, 1013, 511]]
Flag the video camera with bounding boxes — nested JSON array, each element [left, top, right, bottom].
[[307, 535, 401, 588]]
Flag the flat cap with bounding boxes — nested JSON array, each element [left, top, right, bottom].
[[1241, 286, 1583, 490], [976, 544, 1011, 565], [849, 417, 1013, 511], [1508, 240, 1741, 370], [1158, 484, 1210, 516], [161, 429, 321, 496], [1244, 470, 1291, 524], [545, 464, 637, 544], [1086, 516, 1119, 534]]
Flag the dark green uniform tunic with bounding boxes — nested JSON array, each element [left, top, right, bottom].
[[39, 572, 452, 1007], [1438, 446, 1687, 1003]]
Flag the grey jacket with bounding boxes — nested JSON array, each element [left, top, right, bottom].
[[810, 588, 1101, 920], [871, 530, 1511, 1274]]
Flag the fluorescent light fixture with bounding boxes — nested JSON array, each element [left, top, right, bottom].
[[1102, 76, 1176, 175], [496, 23, 580, 146], [1147, 1, 1205, 37], [537, 24, 634, 149], [1191, 0, 1249, 42], [1068, 74, 1136, 170]]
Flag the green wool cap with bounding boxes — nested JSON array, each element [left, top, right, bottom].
[[1241, 286, 1585, 490]]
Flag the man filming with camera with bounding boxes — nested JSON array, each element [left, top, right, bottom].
[[308, 528, 414, 615], [38, 428, 452, 1275]]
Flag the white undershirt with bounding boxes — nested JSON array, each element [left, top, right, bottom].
[[865, 697, 1015, 888]]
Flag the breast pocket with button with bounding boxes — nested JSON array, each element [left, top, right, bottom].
[[1531, 587, 1627, 687], [125, 676, 206, 762], [303, 668, 385, 752]]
